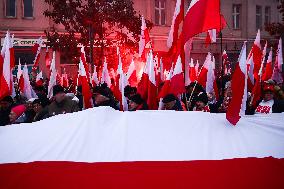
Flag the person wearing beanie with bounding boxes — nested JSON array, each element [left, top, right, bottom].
[[9, 105, 27, 124], [252, 84, 284, 114], [93, 83, 119, 110], [124, 85, 137, 99], [128, 94, 148, 111], [37, 85, 79, 120], [193, 92, 210, 112], [0, 96, 14, 126], [162, 94, 183, 111]]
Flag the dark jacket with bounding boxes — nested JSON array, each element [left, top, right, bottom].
[[246, 99, 284, 115]]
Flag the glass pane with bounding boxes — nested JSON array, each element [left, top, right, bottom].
[[161, 10, 166, 25], [160, 0, 165, 8], [6, 0, 16, 17], [24, 0, 33, 17], [155, 9, 160, 25], [155, 0, 159, 8]]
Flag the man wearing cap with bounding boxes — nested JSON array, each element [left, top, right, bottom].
[[162, 94, 183, 111], [128, 94, 148, 111], [93, 84, 119, 110], [192, 92, 210, 112], [38, 85, 79, 119]]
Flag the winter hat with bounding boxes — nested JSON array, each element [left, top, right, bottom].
[[162, 94, 177, 103], [11, 105, 26, 118], [128, 94, 144, 105], [93, 83, 113, 98], [195, 92, 208, 104], [53, 85, 65, 96], [263, 84, 274, 92]]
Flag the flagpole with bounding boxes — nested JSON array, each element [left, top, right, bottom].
[[219, 0, 224, 98]]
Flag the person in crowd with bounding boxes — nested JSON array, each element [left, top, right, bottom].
[[34, 85, 50, 108], [185, 82, 207, 111], [93, 83, 119, 110], [33, 99, 45, 122], [9, 104, 27, 124], [37, 85, 79, 119], [247, 83, 284, 114], [24, 98, 37, 123], [75, 85, 84, 110], [192, 92, 210, 112], [0, 96, 14, 126], [218, 81, 232, 113], [207, 92, 219, 113], [162, 94, 183, 111], [128, 94, 148, 111], [124, 85, 137, 99]]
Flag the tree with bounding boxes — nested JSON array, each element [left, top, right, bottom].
[[265, 1, 284, 38], [43, 0, 152, 72]]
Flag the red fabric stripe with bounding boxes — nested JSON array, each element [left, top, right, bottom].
[[0, 158, 283, 189]]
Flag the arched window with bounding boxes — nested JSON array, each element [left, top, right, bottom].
[[23, 0, 33, 18], [5, 0, 16, 17]]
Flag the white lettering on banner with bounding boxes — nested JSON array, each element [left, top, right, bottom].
[[1, 38, 47, 47]]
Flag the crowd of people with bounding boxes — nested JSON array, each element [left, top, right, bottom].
[[0, 75, 284, 126]]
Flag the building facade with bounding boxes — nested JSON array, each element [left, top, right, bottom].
[[0, 0, 282, 75]]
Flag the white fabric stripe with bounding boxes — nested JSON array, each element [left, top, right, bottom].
[[0, 107, 284, 164]]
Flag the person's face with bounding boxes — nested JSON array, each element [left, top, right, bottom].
[[94, 94, 108, 105], [196, 101, 205, 110], [164, 100, 176, 110], [26, 102, 33, 110], [263, 91, 274, 102], [128, 100, 139, 111], [33, 103, 43, 113], [9, 111, 18, 123], [55, 92, 65, 103]]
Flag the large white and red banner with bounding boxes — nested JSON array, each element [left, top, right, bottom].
[[0, 107, 284, 188]]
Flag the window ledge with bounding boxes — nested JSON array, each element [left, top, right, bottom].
[[5, 16, 17, 19], [22, 17, 35, 20]]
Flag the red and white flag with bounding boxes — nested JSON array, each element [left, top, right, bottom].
[[0, 32, 14, 100], [146, 51, 158, 110], [226, 42, 247, 126], [22, 64, 37, 100], [247, 54, 254, 92], [0, 108, 284, 189], [127, 59, 138, 87], [36, 71, 44, 86], [182, 0, 226, 42], [197, 53, 211, 88], [79, 47, 93, 109], [262, 48, 273, 81], [101, 58, 111, 88], [32, 37, 43, 71], [47, 51, 57, 99], [272, 38, 283, 84], [45, 47, 50, 69], [167, 0, 184, 48], [139, 16, 151, 60], [169, 55, 185, 95], [205, 29, 217, 47], [92, 66, 99, 87]]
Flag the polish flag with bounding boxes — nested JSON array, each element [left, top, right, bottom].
[[91, 66, 99, 87], [197, 53, 211, 89], [0, 108, 284, 189], [47, 51, 57, 99], [169, 55, 185, 95], [139, 16, 151, 60], [17, 60, 24, 94], [119, 73, 129, 111], [146, 51, 158, 110], [32, 37, 43, 71], [137, 54, 151, 100], [79, 50, 93, 109], [127, 59, 137, 87], [226, 42, 247, 126], [167, 0, 184, 48], [22, 64, 37, 100], [61, 73, 69, 88], [45, 47, 50, 69], [272, 38, 283, 83], [182, 0, 226, 42], [247, 55, 254, 92], [0, 32, 13, 100], [158, 66, 173, 99], [205, 29, 217, 47], [189, 59, 197, 83], [262, 48, 273, 81], [80, 46, 90, 82], [101, 58, 111, 88], [248, 30, 262, 80], [36, 71, 44, 86]]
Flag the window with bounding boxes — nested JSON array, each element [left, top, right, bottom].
[[155, 0, 166, 26], [23, 0, 33, 18], [5, 0, 16, 17], [232, 4, 241, 29], [265, 6, 271, 25], [256, 5, 262, 30]]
